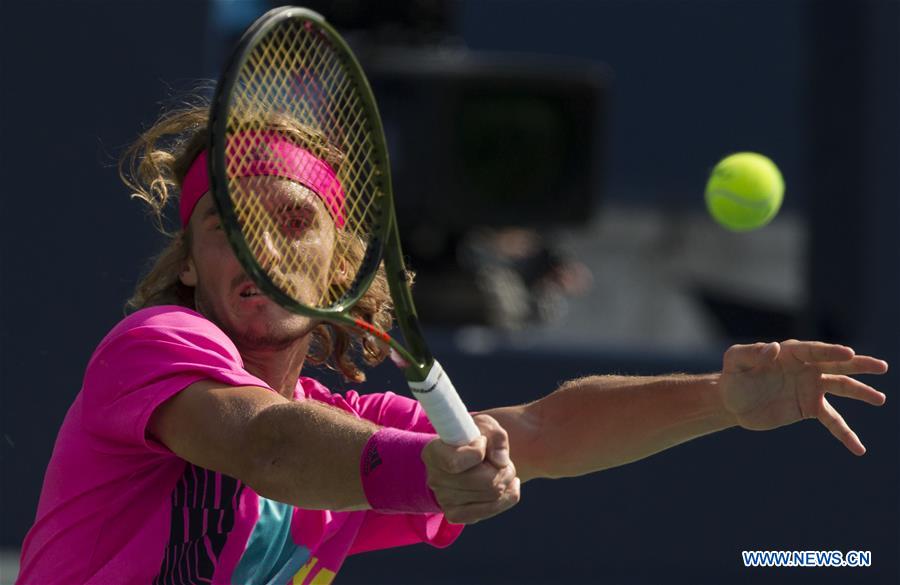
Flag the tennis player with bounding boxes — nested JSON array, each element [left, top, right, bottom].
[[17, 106, 888, 584]]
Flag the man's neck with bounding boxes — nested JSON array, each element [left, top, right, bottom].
[[239, 337, 312, 398]]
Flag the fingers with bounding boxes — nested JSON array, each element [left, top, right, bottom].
[[788, 344, 883, 457], [780, 340, 855, 364], [427, 455, 520, 519], [819, 355, 889, 376], [430, 461, 518, 505], [821, 374, 887, 406], [816, 398, 866, 456], [441, 477, 522, 525], [426, 414, 513, 474], [723, 339, 889, 376], [780, 341, 889, 374], [424, 435, 487, 475]]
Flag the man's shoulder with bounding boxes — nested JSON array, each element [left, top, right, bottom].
[[117, 305, 207, 330], [95, 305, 232, 355], [84, 305, 249, 387], [105, 305, 218, 339]]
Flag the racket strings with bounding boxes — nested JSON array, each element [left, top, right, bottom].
[[225, 18, 383, 309]]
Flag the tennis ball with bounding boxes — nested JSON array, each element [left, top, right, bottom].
[[705, 152, 784, 232]]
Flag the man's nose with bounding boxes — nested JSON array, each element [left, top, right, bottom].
[[256, 229, 282, 269]]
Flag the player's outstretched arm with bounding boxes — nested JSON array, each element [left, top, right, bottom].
[[483, 340, 888, 482]]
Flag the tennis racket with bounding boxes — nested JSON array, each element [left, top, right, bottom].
[[207, 6, 479, 446]]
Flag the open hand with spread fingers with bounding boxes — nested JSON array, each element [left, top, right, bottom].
[[719, 340, 889, 455]]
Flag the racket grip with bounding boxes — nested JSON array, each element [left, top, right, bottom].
[[408, 360, 481, 446]]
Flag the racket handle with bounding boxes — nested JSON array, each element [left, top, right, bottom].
[[408, 360, 480, 446]]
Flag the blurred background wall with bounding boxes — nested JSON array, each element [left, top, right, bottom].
[[1, 1, 897, 583]]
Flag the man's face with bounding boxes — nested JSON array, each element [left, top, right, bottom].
[[181, 178, 337, 351]]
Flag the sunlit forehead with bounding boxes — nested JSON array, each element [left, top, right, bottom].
[[234, 176, 332, 226]]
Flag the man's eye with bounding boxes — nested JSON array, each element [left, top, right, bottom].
[[281, 214, 312, 234]]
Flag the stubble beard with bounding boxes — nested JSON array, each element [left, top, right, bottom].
[[194, 284, 317, 352]]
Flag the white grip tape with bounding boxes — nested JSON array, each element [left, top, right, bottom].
[[408, 360, 480, 446]]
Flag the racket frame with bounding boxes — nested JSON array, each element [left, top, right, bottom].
[[207, 6, 434, 381]]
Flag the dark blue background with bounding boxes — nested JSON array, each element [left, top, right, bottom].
[[1, 1, 897, 583]]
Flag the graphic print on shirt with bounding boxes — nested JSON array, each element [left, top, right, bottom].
[[232, 497, 313, 584], [154, 464, 245, 583]]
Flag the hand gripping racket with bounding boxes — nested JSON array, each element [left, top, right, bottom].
[[208, 7, 479, 445]]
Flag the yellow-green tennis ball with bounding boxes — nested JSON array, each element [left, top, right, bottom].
[[705, 152, 784, 232]]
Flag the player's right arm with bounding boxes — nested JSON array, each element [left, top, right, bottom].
[[149, 380, 375, 511], [149, 381, 519, 522]]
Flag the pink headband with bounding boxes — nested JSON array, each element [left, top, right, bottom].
[[180, 131, 346, 228]]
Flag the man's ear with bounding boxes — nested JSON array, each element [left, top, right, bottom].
[[180, 257, 197, 287]]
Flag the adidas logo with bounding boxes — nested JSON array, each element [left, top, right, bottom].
[[362, 444, 382, 475]]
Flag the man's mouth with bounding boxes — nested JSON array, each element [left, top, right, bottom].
[[239, 284, 262, 298]]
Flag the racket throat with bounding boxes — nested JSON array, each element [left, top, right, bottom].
[[389, 348, 411, 369]]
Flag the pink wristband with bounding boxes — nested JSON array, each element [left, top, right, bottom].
[[360, 428, 441, 514]]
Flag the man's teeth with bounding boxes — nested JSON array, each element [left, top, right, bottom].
[[241, 288, 260, 297]]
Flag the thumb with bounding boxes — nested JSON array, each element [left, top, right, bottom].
[[426, 435, 486, 474], [723, 341, 780, 373], [484, 426, 511, 468], [472, 415, 511, 468]]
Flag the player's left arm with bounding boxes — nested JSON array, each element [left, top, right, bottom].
[[483, 340, 888, 482]]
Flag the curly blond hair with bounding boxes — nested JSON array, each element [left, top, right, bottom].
[[119, 102, 399, 382]]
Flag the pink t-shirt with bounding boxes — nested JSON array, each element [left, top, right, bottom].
[[18, 306, 462, 584]]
